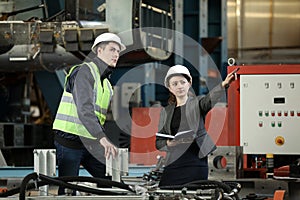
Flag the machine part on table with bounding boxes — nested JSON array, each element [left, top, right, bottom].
[[0, 148, 243, 199], [0, 172, 242, 199], [106, 148, 129, 182], [266, 153, 274, 178], [289, 158, 300, 178], [208, 146, 243, 180], [33, 149, 56, 196]]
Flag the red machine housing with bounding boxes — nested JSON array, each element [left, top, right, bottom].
[[129, 64, 300, 166], [227, 64, 300, 147]]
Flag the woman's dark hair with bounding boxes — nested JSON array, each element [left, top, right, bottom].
[[168, 93, 176, 105], [182, 74, 191, 83]]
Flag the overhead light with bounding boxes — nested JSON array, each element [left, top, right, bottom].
[[9, 57, 28, 61]]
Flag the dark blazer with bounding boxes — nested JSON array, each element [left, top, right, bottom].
[[156, 84, 226, 158]]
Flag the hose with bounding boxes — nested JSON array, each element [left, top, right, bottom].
[[223, 181, 241, 200], [19, 172, 39, 200], [159, 179, 232, 192], [38, 174, 122, 195], [0, 180, 49, 198], [224, 181, 242, 193], [0, 173, 135, 199], [1, 173, 241, 199], [56, 176, 134, 192], [159, 179, 241, 199]]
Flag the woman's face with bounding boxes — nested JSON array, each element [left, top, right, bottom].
[[168, 75, 191, 98]]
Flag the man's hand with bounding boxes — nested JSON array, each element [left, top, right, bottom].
[[99, 137, 118, 159]]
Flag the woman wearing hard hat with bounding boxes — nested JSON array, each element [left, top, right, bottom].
[[53, 32, 125, 195], [156, 65, 236, 187]]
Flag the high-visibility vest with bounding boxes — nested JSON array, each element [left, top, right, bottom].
[[52, 62, 113, 139]]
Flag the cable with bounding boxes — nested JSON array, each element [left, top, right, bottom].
[[38, 174, 122, 195], [55, 176, 134, 192], [19, 172, 38, 200], [0, 181, 50, 198], [159, 179, 231, 192], [159, 179, 241, 200], [1, 173, 241, 199], [223, 181, 241, 200], [0, 173, 135, 199]]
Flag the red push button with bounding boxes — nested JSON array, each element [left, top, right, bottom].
[[290, 111, 295, 116], [271, 111, 275, 117], [275, 136, 285, 146], [277, 111, 282, 117]]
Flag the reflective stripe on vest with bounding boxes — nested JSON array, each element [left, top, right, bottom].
[[52, 62, 113, 139]]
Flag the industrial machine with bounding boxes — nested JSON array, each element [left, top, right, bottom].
[[224, 64, 300, 199], [0, 0, 174, 166], [0, 0, 299, 199], [227, 64, 300, 168], [0, 0, 174, 71]]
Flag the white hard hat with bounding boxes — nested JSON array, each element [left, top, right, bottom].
[[91, 32, 126, 53], [164, 65, 192, 87]]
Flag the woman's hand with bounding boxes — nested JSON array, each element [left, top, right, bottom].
[[167, 139, 178, 147], [222, 68, 239, 88]]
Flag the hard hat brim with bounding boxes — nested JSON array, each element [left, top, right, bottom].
[[91, 41, 126, 54]]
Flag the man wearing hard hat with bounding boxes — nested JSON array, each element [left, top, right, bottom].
[[53, 32, 126, 195]]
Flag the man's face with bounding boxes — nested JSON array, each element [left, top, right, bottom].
[[97, 42, 121, 67]]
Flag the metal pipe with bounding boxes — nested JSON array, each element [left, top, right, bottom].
[[235, 0, 242, 59], [268, 0, 274, 58]]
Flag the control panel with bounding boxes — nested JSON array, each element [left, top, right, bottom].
[[240, 74, 300, 154]]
